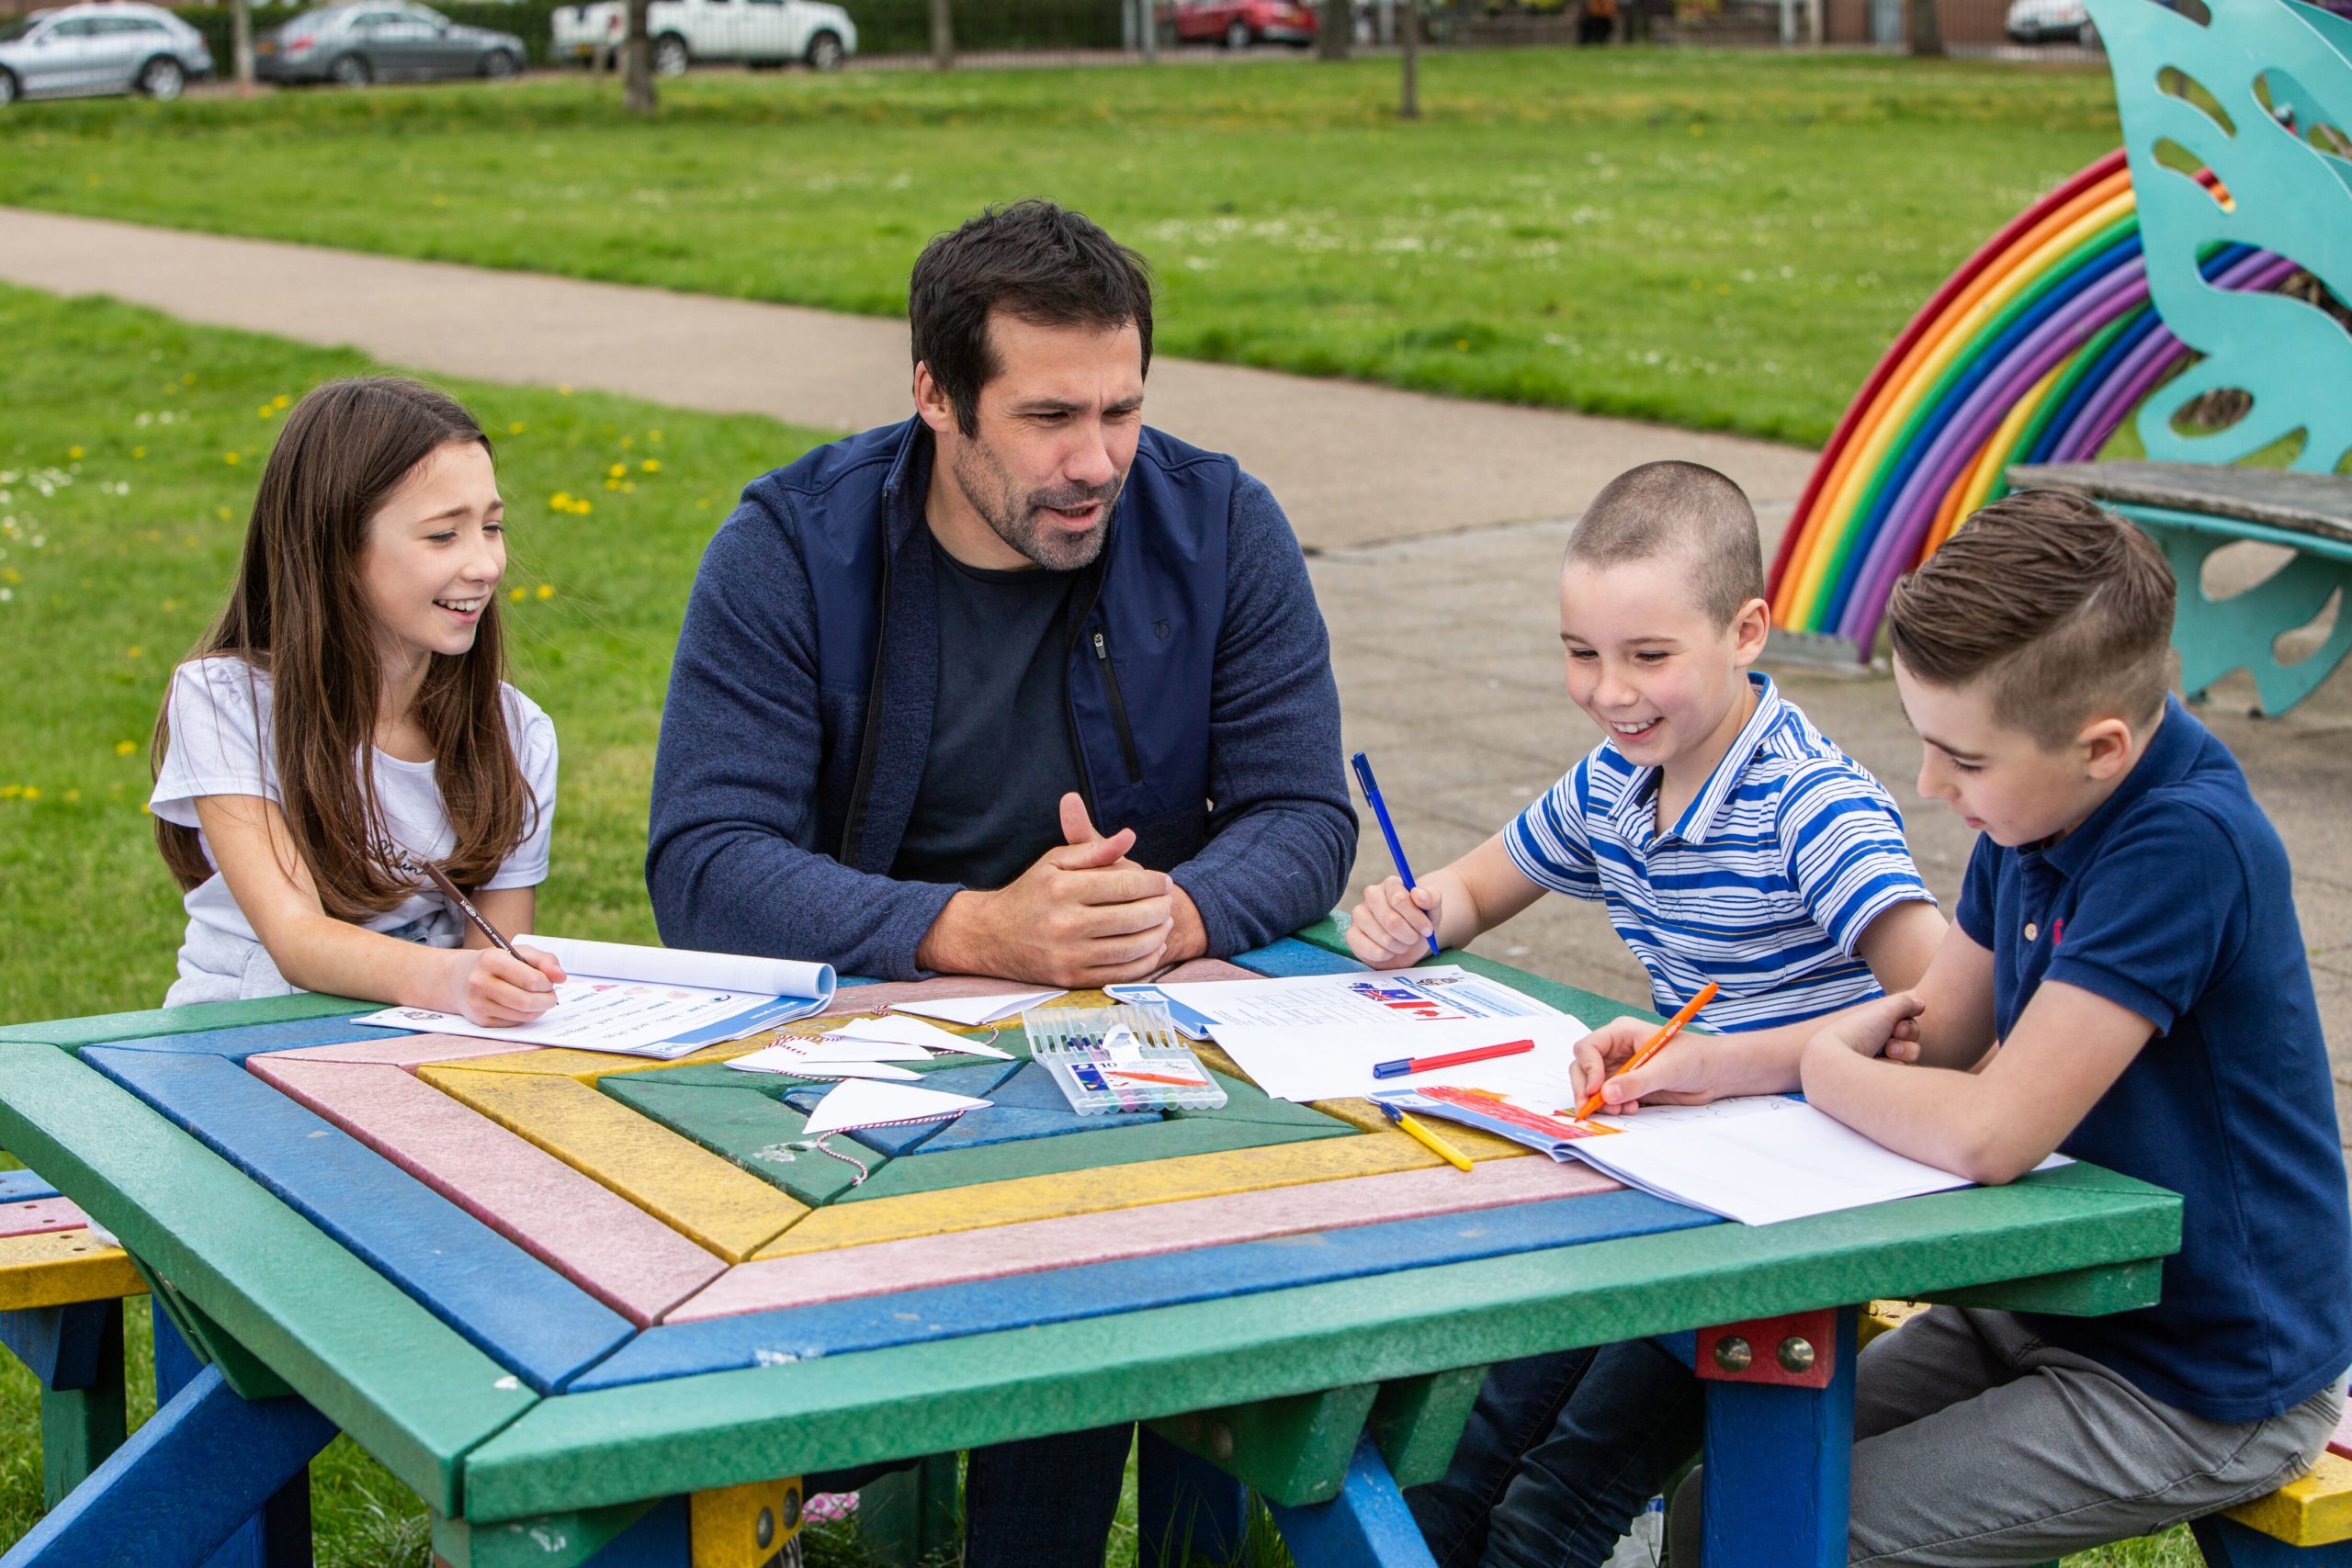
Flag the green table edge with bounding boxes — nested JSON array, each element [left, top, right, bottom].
[[0, 1043, 537, 1514], [0, 990, 373, 1048], [458, 1160, 2179, 1520]]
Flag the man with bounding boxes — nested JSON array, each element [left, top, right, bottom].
[[646, 200, 1358, 1563]]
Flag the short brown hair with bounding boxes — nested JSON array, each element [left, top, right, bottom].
[[1887, 489, 2176, 748], [1563, 461, 1765, 627], [909, 200, 1155, 438]]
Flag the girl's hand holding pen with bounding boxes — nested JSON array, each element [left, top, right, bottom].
[[447, 944, 568, 1028], [1347, 875, 1442, 969]]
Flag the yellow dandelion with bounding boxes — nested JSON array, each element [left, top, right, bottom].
[[114, 740, 137, 756], [557, 384, 573, 397], [0, 784, 19, 799], [257, 403, 276, 419], [67, 445, 85, 460], [22, 786, 38, 801], [183, 373, 196, 385], [535, 583, 555, 600], [640, 458, 661, 473], [620, 480, 636, 494], [127, 647, 144, 660], [132, 446, 146, 460], [647, 430, 663, 443], [604, 479, 620, 491], [217, 507, 232, 521], [607, 463, 627, 479], [508, 586, 526, 603], [63, 788, 79, 803], [620, 435, 635, 450], [273, 394, 291, 410], [572, 499, 592, 514], [141, 802, 152, 815], [431, 193, 449, 208], [224, 451, 241, 465], [508, 422, 526, 436]]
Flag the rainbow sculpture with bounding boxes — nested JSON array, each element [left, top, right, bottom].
[[1766, 149, 2297, 656]]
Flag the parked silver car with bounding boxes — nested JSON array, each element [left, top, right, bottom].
[[255, 3, 526, 85], [0, 2, 212, 107]]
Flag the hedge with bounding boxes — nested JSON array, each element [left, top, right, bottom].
[[170, 0, 1125, 65]]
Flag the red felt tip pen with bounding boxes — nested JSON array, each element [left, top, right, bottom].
[[1371, 1038, 1534, 1080]]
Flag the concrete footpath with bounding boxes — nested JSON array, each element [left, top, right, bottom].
[[6, 205, 2349, 1146]]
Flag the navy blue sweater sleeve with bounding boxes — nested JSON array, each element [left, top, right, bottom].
[[645, 494, 958, 978], [1170, 473, 1359, 955]]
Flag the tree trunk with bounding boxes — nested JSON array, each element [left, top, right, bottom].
[[229, 0, 254, 91], [621, 0, 655, 113], [1317, 0, 1350, 58], [1398, 0, 1418, 118], [930, 0, 955, 69], [1906, 0, 1942, 54]]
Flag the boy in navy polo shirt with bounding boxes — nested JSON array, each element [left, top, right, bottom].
[[1644, 489, 2352, 1563], [1351, 461, 1947, 1568]]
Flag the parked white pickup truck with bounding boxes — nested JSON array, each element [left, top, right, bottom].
[[551, 0, 857, 73]]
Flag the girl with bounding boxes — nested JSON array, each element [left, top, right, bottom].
[[150, 376, 566, 1027]]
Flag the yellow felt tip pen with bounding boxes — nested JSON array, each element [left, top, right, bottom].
[[1379, 1100, 1475, 1172]]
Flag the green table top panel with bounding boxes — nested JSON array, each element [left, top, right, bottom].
[[0, 1046, 535, 1513], [0, 990, 373, 1048], [459, 1160, 2177, 1520], [834, 1108, 1353, 1202], [596, 1077, 874, 1206]]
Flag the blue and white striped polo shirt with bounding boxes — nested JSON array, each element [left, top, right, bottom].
[[1505, 672, 1932, 1033]]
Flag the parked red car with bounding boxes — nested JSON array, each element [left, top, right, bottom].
[[1162, 0, 1317, 48]]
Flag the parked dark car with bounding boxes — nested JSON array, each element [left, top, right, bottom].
[[0, 2, 211, 107], [255, 3, 526, 85], [1160, 0, 1317, 47]]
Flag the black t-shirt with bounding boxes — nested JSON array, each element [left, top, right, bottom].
[[889, 537, 1086, 891]]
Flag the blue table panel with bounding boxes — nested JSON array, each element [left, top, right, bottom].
[[84, 1016, 411, 1063]]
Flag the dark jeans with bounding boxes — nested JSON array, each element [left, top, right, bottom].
[[1408, 1339, 1702, 1568], [811, 1424, 1132, 1568]]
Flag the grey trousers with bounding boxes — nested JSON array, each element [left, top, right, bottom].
[[1668, 1305, 2345, 1568]]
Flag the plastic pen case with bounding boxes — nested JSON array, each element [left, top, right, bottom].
[[1022, 1003, 1228, 1114]]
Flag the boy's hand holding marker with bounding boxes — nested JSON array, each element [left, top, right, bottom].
[[1348, 874, 1447, 968], [1566, 996, 1924, 1115]]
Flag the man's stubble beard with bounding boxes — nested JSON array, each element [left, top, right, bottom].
[[948, 428, 1122, 572]]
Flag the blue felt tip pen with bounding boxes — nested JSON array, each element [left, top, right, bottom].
[[1351, 750, 1442, 958]]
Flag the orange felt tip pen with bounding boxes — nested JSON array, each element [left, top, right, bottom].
[[1573, 981, 1718, 1121]]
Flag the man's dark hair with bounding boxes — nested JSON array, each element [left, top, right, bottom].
[[909, 200, 1156, 437], [1563, 461, 1765, 627], [1887, 488, 2177, 748]]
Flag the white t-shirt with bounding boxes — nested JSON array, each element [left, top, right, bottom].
[[150, 656, 557, 998]]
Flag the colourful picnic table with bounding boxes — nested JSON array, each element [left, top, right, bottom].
[[0, 929, 2181, 1568]]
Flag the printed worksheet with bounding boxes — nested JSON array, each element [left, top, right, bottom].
[[1111, 964, 1563, 1039]]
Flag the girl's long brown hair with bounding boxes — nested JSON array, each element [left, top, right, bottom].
[[153, 377, 535, 920]]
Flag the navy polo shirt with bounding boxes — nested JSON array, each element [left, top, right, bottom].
[[1957, 696, 2352, 1422]]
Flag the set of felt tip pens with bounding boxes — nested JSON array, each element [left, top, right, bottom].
[[1022, 1004, 1228, 1115]]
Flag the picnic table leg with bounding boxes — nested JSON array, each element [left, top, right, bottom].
[[1264, 1437, 1437, 1568], [0, 1298, 130, 1506], [1696, 1306, 1859, 1568], [0, 1360, 335, 1568], [1139, 1423, 1255, 1567], [153, 1301, 317, 1568]]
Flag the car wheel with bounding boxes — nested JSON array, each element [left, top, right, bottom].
[[1225, 16, 1251, 45], [328, 51, 371, 85], [652, 33, 688, 74], [137, 55, 187, 99], [805, 28, 843, 69], [481, 48, 519, 77], [0, 69, 17, 108]]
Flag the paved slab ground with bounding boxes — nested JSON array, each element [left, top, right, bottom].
[[6, 206, 2347, 1172]]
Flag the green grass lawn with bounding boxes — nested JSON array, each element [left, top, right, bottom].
[[0, 286, 2203, 1568], [0, 51, 2121, 446]]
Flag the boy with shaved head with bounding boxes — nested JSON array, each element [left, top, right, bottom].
[[1353, 460, 1945, 1567]]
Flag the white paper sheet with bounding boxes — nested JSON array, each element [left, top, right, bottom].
[[349, 934, 837, 1056], [1112, 966, 1563, 1041], [1565, 1098, 2040, 1226], [1211, 1016, 1591, 1103], [800, 1078, 991, 1138], [889, 989, 1065, 1027], [724, 1048, 921, 1081], [824, 1014, 1016, 1059]]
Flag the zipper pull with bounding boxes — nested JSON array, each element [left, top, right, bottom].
[[1092, 628, 1110, 661]]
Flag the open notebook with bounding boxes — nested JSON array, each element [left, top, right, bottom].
[[1374, 1089, 2064, 1226], [351, 935, 836, 1058]]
